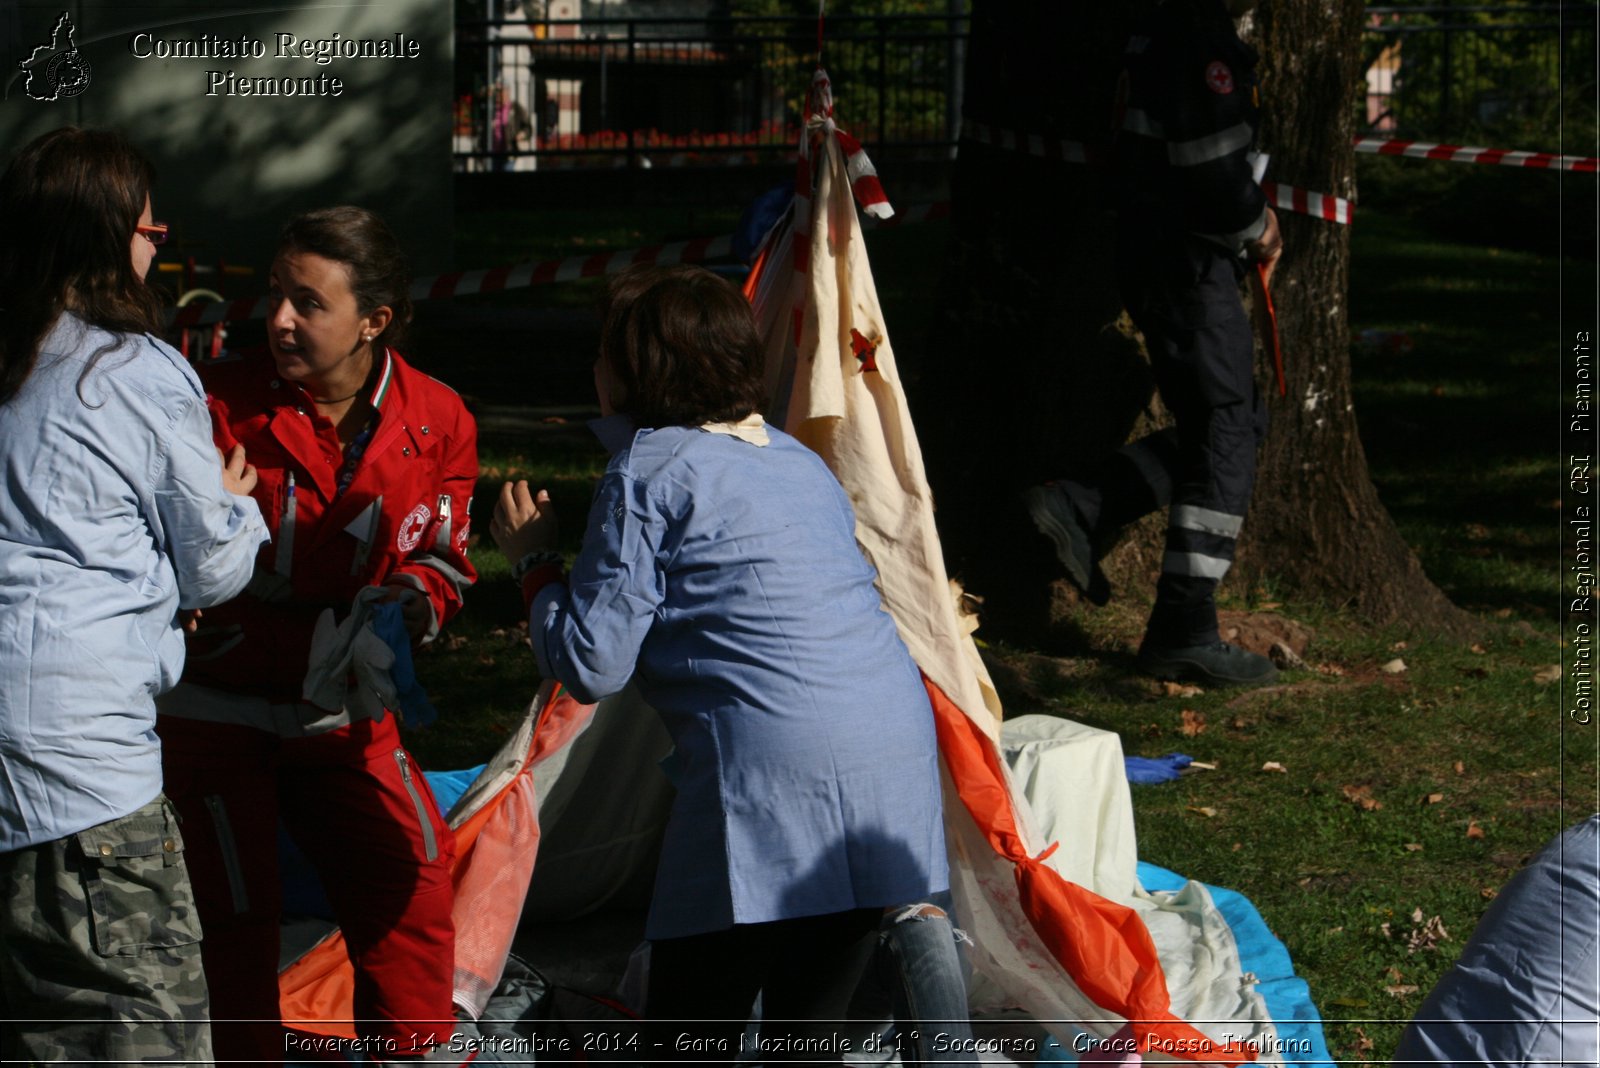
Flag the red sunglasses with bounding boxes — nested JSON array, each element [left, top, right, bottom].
[[135, 222, 169, 246]]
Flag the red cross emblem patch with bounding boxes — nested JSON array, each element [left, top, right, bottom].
[[1205, 60, 1234, 94], [850, 328, 880, 374]]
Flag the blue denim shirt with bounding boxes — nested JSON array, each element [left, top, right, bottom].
[[0, 315, 268, 850], [530, 423, 948, 939]]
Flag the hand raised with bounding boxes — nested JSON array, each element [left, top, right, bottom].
[[219, 443, 258, 496], [491, 480, 558, 561]]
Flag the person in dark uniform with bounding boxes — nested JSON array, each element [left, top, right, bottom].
[[1028, 0, 1282, 687]]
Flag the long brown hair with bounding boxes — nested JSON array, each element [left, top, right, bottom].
[[599, 265, 767, 429], [276, 206, 413, 349], [0, 127, 165, 406]]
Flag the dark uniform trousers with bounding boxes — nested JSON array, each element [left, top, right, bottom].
[[1068, 222, 1265, 647]]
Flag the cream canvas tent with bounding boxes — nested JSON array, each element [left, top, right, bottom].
[[277, 68, 1322, 1066]]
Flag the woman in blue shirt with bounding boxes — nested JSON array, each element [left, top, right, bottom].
[[0, 127, 268, 1064], [492, 265, 948, 1053]]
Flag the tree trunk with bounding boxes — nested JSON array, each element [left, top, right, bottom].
[[1236, 0, 1465, 629], [914, 0, 1467, 636]]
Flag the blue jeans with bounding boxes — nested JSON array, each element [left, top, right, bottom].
[[850, 900, 973, 1065]]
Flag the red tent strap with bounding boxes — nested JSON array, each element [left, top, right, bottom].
[[1254, 263, 1285, 397]]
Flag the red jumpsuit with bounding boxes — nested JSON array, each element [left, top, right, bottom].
[[156, 347, 478, 1063]]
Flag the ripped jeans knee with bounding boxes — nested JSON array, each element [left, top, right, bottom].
[[848, 899, 973, 1064]]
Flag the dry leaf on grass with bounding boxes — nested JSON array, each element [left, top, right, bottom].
[[1466, 820, 1486, 840], [1423, 792, 1445, 805], [1188, 806, 1218, 818], [1163, 681, 1203, 698], [1381, 658, 1408, 674], [1481, 886, 1499, 900], [1261, 761, 1288, 773], [1453, 761, 1465, 775], [1270, 641, 1307, 670], [1315, 662, 1346, 676], [1342, 784, 1383, 811], [1385, 984, 1420, 998], [1180, 709, 1207, 737], [1406, 913, 1451, 953], [1391, 640, 1409, 651], [1404, 842, 1424, 852], [1533, 665, 1562, 684], [1469, 643, 1487, 654], [1352, 1028, 1375, 1055]]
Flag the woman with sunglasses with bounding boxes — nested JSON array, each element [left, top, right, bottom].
[[156, 206, 478, 1063], [0, 126, 269, 1064]]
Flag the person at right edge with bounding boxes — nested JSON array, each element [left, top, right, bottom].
[[1027, 0, 1284, 688]]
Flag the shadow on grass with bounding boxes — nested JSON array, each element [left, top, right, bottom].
[[1348, 212, 1582, 616]]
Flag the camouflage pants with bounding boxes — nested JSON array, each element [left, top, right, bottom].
[[0, 796, 214, 1065]]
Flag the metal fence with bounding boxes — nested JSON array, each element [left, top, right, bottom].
[[1362, 4, 1594, 142], [455, 14, 967, 171], [454, 7, 1587, 172]]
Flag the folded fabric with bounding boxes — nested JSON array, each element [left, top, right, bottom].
[[368, 600, 439, 728], [301, 587, 415, 724], [1124, 753, 1194, 785]]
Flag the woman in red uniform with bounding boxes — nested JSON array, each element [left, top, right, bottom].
[[157, 207, 478, 1063]]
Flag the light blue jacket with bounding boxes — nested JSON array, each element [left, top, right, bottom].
[[530, 423, 948, 939], [0, 315, 268, 850]]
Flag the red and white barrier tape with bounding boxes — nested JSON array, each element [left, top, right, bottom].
[[961, 117, 1348, 224], [1261, 181, 1352, 225], [1354, 136, 1599, 173], [960, 118, 1107, 165], [171, 233, 736, 328], [175, 129, 1592, 329], [962, 122, 1600, 222]]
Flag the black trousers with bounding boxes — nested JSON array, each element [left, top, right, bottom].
[[646, 907, 883, 1063], [1077, 226, 1266, 645]]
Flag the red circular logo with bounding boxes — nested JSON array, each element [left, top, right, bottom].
[[1205, 60, 1235, 95], [397, 503, 432, 553]]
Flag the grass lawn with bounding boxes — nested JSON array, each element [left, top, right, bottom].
[[400, 194, 1595, 1063]]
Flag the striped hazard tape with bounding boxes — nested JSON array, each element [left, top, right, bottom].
[[171, 233, 736, 328], [179, 132, 1591, 328], [1261, 180, 1351, 225], [1354, 136, 1599, 173], [168, 201, 953, 327], [960, 117, 1350, 224], [960, 118, 1107, 165], [962, 123, 1600, 222]]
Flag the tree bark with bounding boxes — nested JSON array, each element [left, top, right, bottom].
[[1236, 0, 1465, 629], [914, 0, 1467, 635]]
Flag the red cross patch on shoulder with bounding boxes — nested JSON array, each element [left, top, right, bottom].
[[1205, 60, 1235, 94]]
